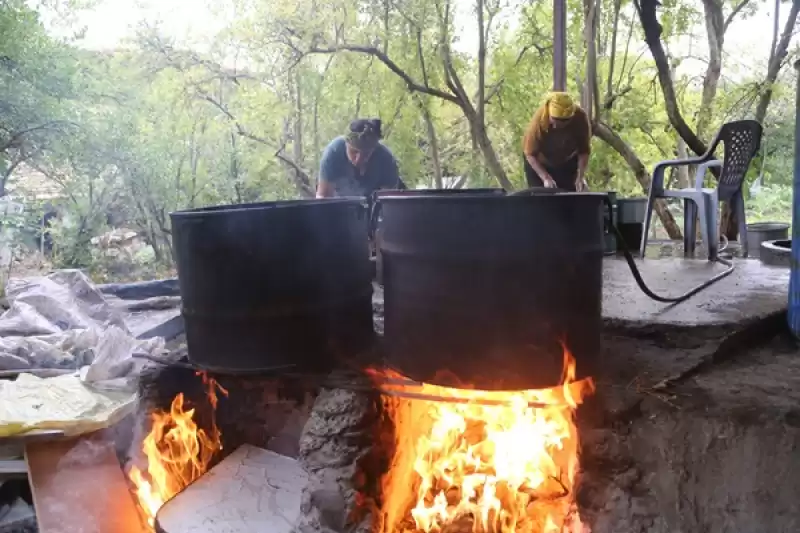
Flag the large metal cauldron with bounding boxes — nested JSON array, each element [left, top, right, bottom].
[[372, 188, 506, 284], [377, 192, 605, 390], [170, 199, 374, 372]]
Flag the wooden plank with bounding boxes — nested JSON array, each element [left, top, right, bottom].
[[25, 433, 146, 533], [156, 445, 308, 533], [0, 429, 65, 444]]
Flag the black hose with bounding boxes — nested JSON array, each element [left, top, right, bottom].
[[602, 195, 735, 304]]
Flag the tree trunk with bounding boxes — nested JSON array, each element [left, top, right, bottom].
[[676, 136, 690, 188], [472, 116, 513, 190], [605, 0, 622, 106], [417, 98, 443, 188], [582, 0, 599, 121], [696, 0, 725, 141], [754, 0, 800, 124], [293, 69, 304, 167], [593, 121, 682, 239], [636, 0, 709, 157]]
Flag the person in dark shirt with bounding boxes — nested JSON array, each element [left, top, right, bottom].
[[316, 119, 406, 198], [521, 92, 592, 192]]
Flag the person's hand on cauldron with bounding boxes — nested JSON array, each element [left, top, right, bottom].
[[574, 175, 588, 192], [541, 174, 557, 188]]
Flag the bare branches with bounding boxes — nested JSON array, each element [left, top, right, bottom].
[[484, 45, 534, 104], [593, 121, 682, 239], [198, 90, 314, 197], [477, 0, 487, 126], [139, 32, 260, 85], [287, 39, 460, 104], [723, 0, 752, 31], [0, 120, 79, 153], [605, 0, 622, 107], [635, 0, 709, 158], [754, 0, 800, 123]]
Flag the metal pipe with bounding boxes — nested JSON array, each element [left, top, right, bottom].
[[553, 0, 567, 91], [788, 59, 800, 337]]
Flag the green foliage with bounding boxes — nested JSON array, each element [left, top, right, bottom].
[[748, 185, 793, 224], [0, 0, 796, 281]]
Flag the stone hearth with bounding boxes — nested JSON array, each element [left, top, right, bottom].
[[135, 258, 797, 533]]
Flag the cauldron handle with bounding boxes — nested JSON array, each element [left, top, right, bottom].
[[368, 191, 386, 240]]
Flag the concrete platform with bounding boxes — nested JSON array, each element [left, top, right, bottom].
[[602, 257, 788, 328]]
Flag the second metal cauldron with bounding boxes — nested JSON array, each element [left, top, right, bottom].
[[376, 191, 605, 391]]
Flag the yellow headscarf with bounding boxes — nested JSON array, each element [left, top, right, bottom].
[[538, 92, 577, 132]]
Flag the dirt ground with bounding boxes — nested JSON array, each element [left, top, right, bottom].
[[578, 316, 800, 533]]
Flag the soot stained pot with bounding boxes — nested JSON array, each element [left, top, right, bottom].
[[170, 198, 375, 373], [371, 188, 507, 284], [376, 191, 605, 391]]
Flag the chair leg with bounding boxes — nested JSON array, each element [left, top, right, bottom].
[[640, 193, 656, 258], [684, 198, 698, 258], [704, 192, 719, 261], [734, 192, 748, 258], [695, 197, 712, 262]]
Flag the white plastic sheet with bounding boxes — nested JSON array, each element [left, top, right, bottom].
[[0, 270, 170, 437]]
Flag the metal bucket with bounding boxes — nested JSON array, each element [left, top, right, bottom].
[[746, 222, 790, 258]]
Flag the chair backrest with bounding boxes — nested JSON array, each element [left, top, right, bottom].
[[708, 120, 763, 201]]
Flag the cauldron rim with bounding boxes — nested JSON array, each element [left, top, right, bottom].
[[169, 197, 366, 218], [375, 191, 608, 202]]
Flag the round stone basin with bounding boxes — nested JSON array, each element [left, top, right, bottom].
[[760, 239, 791, 267]]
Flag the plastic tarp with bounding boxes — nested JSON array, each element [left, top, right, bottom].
[[0, 270, 169, 437]]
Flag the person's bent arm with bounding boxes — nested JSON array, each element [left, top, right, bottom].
[[577, 153, 589, 181], [377, 150, 405, 191], [316, 180, 335, 198], [574, 111, 592, 191], [522, 111, 556, 188], [316, 143, 337, 198], [526, 155, 555, 187]]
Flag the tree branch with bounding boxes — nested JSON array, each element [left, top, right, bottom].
[[197, 91, 314, 197], [0, 120, 79, 153], [723, 0, 752, 31], [593, 121, 682, 239], [635, 0, 709, 158], [754, 0, 800, 123], [484, 44, 533, 104], [301, 43, 461, 104]]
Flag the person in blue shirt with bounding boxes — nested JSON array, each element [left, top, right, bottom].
[[316, 119, 406, 198]]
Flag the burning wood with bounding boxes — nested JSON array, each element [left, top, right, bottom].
[[127, 372, 228, 528], [374, 347, 594, 533]]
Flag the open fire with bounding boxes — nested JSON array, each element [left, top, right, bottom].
[[374, 346, 594, 533], [128, 372, 228, 528], [125, 345, 591, 533]]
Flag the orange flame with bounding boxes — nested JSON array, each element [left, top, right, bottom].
[[128, 372, 228, 528], [376, 347, 594, 533]]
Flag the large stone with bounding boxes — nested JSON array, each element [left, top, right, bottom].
[[293, 373, 385, 533], [155, 445, 307, 533]]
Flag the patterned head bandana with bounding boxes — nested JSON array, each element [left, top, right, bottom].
[[536, 92, 577, 134], [547, 92, 576, 120], [345, 118, 382, 152]]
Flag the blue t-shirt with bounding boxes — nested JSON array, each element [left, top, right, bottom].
[[319, 136, 404, 197]]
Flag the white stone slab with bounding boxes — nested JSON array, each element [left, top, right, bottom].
[[156, 445, 308, 533]]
